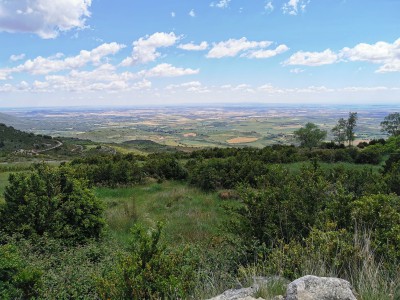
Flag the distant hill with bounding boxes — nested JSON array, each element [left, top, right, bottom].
[[0, 123, 58, 153], [0, 112, 32, 130]]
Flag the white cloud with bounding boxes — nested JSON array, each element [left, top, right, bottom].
[[171, 11, 176, 18], [265, 1, 274, 12], [282, 0, 310, 15], [139, 63, 199, 78], [166, 81, 202, 90], [3, 42, 125, 76], [166, 81, 209, 93], [284, 49, 339, 66], [121, 32, 179, 66], [244, 44, 289, 58], [178, 41, 209, 51], [340, 38, 400, 73], [132, 79, 152, 90], [290, 68, 304, 73], [189, 9, 196, 17], [340, 86, 391, 92], [0, 0, 92, 38], [34, 63, 140, 92], [0, 69, 11, 80], [258, 83, 284, 93], [207, 37, 273, 58], [10, 53, 26, 61], [0, 83, 14, 92], [210, 0, 231, 9], [285, 38, 400, 72]]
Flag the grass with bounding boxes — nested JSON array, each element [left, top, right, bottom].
[[95, 181, 241, 246], [0, 171, 9, 204]]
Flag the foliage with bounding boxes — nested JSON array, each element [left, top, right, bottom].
[[332, 117, 347, 145], [97, 223, 198, 299], [380, 112, 400, 136], [293, 122, 327, 149], [351, 194, 400, 260], [0, 243, 42, 299], [332, 112, 358, 146], [0, 163, 105, 244]]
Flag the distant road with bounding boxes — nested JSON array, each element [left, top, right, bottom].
[[32, 140, 63, 154]]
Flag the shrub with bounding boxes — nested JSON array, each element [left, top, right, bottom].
[[97, 223, 198, 299], [0, 164, 105, 244], [0, 244, 42, 299]]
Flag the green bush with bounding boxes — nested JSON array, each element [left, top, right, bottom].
[[0, 244, 42, 299], [97, 223, 198, 299], [0, 163, 105, 244], [351, 194, 400, 261]]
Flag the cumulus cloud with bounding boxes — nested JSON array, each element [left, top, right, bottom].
[[1, 42, 125, 76], [166, 81, 209, 93], [210, 0, 231, 9], [265, 1, 274, 13], [139, 63, 199, 77], [10, 53, 26, 61], [290, 68, 304, 73], [121, 32, 179, 66], [284, 49, 339, 66], [244, 44, 289, 59], [0, 0, 92, 38], [31, 63, 140, 92], [284, 38, 400, 72], [189, 9, 196, 17], [207, 37, 273, 58], [340, 38, 400, 73], [178, 41, 209, 51], [282, 0, 310, 15]]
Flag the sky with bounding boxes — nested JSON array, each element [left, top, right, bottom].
[[0, 0, 399, 107]]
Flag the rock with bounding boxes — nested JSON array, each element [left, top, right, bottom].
[[207, 276, 286, 300], [207, 286, 257, 300], [285, 275, 357, 300]]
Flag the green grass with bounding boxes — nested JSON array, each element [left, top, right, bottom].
[[95, 181, 240, 246], [0, 172, 10, 204]]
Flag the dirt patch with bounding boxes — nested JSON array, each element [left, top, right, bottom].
[[183, 132, 197, 137], [227, 137, 259, 144]]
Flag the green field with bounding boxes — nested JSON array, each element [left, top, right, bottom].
[[95, 181, 239, 246]]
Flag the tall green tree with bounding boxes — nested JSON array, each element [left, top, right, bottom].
[[380, 112, 400, 136], [346, 112, 358, 146], [331, 118, 347, 145], [332, 112, 358, 146], [293, 122, 327, 150]]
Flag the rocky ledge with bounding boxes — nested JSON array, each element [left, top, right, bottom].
[[208, 275, 357, 300]]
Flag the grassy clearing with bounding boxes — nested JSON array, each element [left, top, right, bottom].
[[95, 181, 240, 246]]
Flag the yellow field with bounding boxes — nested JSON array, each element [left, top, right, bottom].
[[226, 137, 259, 144]]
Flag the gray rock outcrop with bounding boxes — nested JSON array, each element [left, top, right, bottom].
[[285, 275, 357, 300]]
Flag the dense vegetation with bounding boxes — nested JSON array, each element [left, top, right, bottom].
[[0, 113, 400, 299]]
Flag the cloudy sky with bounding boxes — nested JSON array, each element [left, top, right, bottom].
[[0, 0, 399, 107]]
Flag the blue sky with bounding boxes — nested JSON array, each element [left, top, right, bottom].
[[0, 0, 399, 107]]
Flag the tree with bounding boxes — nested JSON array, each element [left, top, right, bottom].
[[0, 164, 105, 244], [332, 112, 358, 146], [293, 122, 327, 150], [381, 112, 400, 136], [331, 118, 347, 145], [346, 112, 358, 146]]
